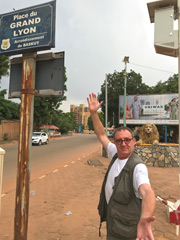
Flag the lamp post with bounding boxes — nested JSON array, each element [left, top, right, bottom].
[[123, 56, 129, 127]]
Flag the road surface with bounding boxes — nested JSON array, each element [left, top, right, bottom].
[[1, 134, 100, 193]]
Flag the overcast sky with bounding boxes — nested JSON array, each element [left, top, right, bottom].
[[0, 0, 178, 112]]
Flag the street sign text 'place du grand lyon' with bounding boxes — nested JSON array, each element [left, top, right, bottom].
[[0, 0, 56, 55]]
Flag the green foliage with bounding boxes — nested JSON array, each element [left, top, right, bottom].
[[33, 96, 66, 129], [0, 89, 20, 122], [0, 89, 6, 98], [57, 112, 78, 133], [33, 100, 78, 133], [88, 112, 104, 130], [0, 55, 9, 79], [3, 133, 10, 141], [98, 70, 150, 127], [150, 74, 178, 94]]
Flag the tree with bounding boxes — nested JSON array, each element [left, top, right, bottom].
[[98, 70, 150, 127], [151, 74, 178, 94], [57, 112, 78, 133], [88, 112, 104, 130], [0, 55, 9, 79], [0, 89, 20, 122], [33, 67, 68, 130]]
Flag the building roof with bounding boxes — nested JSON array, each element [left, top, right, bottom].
[[40, 125, 59, 130]]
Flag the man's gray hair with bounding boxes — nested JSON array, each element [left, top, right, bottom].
[[113, 126, 134, 139]]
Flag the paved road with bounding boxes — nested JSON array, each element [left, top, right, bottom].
[[1, 134, 100, 193]]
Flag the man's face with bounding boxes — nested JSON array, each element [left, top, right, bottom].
[[114, 130, 136, 160]]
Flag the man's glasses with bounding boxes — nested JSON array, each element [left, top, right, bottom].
[[115, 138, 133, 145]]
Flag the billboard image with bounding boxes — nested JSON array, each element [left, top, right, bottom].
[[119, 94, 179, 125]]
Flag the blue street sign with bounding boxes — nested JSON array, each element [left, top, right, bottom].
[[79, 125, 82, 133], [0, 0, 56, 55]]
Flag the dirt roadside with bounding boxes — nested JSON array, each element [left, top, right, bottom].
[[0, 139, 180, 240]]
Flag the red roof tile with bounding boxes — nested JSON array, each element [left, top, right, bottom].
[[40, 125, 59, 130]]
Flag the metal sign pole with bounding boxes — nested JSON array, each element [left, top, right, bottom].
[[14, 52, 36, 240]]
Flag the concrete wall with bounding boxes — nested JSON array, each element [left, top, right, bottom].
[[0, 120, 19, 141]]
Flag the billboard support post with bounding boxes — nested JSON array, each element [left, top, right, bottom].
[[14, 52, 36, 240], [123, 56, 129, 127], [163, 125, 167, 143]]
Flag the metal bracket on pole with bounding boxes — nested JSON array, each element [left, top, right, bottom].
[[20, 89, 39, 95]]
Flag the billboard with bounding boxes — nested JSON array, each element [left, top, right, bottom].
[[0, 0, 56, 55], [119, 94, 179, 125]]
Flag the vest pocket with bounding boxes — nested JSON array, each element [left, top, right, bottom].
[[111, 217, 137, 239], [110, 209, 138, 238], [113, 171, 131, 204]]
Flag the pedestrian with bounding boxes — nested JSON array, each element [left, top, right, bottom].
[[87, 93, 156, 240]]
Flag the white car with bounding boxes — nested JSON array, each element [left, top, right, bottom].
[[32, 132, 49, 146]]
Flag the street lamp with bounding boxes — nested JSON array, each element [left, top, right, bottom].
[[123, 56, 129, 127]]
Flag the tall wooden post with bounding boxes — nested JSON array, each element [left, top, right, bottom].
[[14, 52, 37, 240]]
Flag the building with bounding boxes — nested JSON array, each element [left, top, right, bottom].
[[70, 104, 90, 129]]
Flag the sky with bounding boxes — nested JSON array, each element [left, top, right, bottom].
[[0, 0, 178, 112]]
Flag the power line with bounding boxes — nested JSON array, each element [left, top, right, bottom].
[[129, 62, 176, 74]]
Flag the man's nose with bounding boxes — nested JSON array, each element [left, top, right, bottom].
[[121, 141, 126, 146]]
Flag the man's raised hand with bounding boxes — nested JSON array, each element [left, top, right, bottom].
[[87, 93, 103, 113]]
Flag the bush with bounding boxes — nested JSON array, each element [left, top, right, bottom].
[[4, 133, 10, 141]]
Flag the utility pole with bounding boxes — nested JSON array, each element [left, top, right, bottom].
[[123, 56, 129, 127]]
